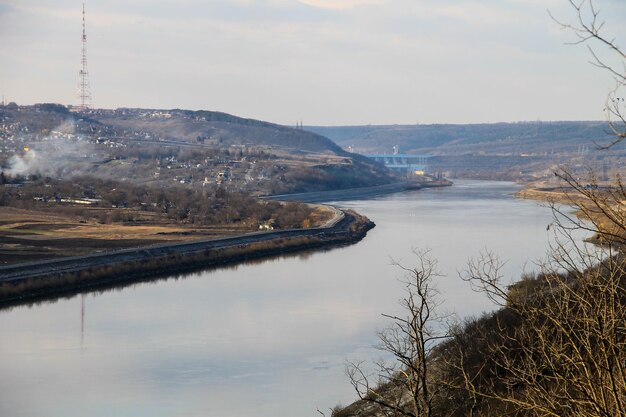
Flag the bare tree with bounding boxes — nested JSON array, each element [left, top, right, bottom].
[[542, 0, 626, 255], [337, 3, 625, 416], [550, 0, 625, 148], [455, 233, 626, 416], [346, 251, 450, 417], [551, 168, 625, 247]]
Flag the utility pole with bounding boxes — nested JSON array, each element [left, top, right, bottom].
[[78, 2, 92, 110]]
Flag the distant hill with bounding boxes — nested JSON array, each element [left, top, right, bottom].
[[307, 122, 625, 181], [307, 122, 613, 154]]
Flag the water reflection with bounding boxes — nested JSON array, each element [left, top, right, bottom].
[[0, 180, 566, 417], [0, 248, 331, 312]]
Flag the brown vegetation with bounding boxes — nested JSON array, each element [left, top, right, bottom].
[[0, 175, 322, 227], [0, 175, 336, 265], [517, 170, 626, 247], [338, 234, 626, 417], [0, 210, 374, 304]]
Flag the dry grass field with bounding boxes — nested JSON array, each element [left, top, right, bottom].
[[0, 205, 336, 265]]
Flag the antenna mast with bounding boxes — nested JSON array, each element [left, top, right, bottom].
[[78, 2, 92, 110]]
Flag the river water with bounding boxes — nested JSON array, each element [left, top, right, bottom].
[[0, 180, 561, 417]]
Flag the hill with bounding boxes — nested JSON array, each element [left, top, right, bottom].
[[307, 122, 626, 181], [0, 104, 393, 195], [97, 108, 347, 155], [0, 103, 390, 265]]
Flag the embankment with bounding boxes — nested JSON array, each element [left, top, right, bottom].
[[265, 179, 452, 203], [515, 185, 585, 205], [516, 183, 625, 247], [0, 209, 374, 305]]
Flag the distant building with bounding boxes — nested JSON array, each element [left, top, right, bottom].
[[366, 154, 430, 177]]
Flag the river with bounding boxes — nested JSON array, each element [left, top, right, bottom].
[[0, 180, 562, 417]]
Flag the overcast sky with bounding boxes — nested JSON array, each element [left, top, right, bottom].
[[0, 0, 624, 125]]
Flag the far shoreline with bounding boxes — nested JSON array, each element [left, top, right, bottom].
[[264, 178, 452, 203]]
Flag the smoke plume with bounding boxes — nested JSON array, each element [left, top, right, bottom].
[[1, 120, 98, 179]]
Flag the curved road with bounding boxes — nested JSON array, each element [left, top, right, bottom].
[[0, 209, 350, 283]]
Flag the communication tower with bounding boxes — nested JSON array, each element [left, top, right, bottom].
[[77, 3, 92, 110]]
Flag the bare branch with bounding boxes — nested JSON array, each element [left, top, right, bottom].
[[346, 250, 450, 417], [550, 0, 625, 148]]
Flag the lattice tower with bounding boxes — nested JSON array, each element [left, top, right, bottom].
[[77, 2, 92, 110]]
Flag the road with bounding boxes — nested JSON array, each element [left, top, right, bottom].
[[0, 209, 350, 284]]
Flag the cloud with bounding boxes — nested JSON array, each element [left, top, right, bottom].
[[298, 0, 384, 10], [1, 0, 625, 124]]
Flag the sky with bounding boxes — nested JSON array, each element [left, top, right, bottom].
[[0, 0, 625, 125]]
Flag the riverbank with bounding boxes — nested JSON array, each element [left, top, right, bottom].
[[0, 178, 453, 305], [516, 180, 625, 247], [515, 183, 587, 205], [264, 179, 452, 203], [0, 209, 374, 306], [0, 204, 337, 265]]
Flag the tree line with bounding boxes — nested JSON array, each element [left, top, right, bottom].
[[0, 175, 317, 230]]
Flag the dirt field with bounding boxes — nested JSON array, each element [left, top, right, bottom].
[[0, 206, 335, 265], [0, 207, 218, 264]]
